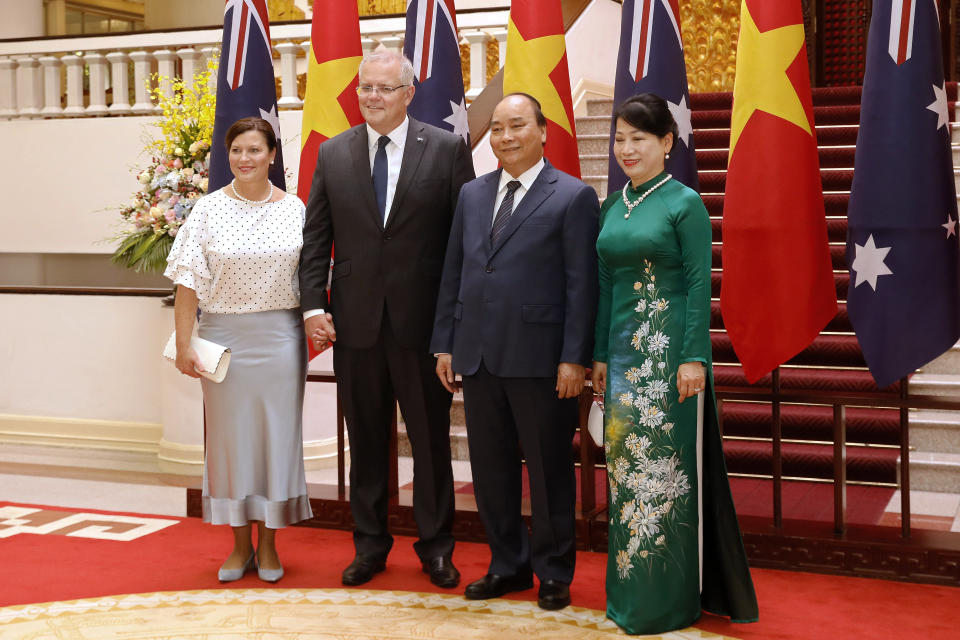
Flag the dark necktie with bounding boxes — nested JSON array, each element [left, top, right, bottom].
[[491, 180, 521, 244], [372, 135, 390, 222]]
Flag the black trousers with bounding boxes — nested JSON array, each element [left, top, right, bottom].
[[332, 310, 455, 562], [461, 361, 578, 583]]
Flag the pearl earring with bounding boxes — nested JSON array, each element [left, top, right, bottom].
[[665, 152, 670, 160]]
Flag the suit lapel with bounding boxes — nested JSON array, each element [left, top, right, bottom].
[[349, 126, 383, 229], [385, 118, 427, 230], [489, 161, 557, 258]]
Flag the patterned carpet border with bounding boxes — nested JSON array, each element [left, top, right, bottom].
[[0, 588, 742, 639]]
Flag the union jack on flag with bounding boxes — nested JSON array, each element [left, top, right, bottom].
[[403, 0, 470, 144], [208, 0, 285, 193], [889, 0, 920, 64], [608, 0, 697, 192]]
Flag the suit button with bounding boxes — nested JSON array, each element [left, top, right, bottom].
[[383, 234, 391, 241], [485, 266, 494, 273]]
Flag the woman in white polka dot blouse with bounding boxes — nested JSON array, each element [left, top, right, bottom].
[[164, 117, 312, 583]]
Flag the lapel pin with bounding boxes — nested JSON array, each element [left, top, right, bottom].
[[417, 137, 424, 142]]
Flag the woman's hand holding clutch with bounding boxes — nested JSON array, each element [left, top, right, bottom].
[[591, 361, 607, 395]]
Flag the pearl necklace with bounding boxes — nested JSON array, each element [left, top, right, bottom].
[[231, 179, 274, 205], [622, 174, 672, 219]]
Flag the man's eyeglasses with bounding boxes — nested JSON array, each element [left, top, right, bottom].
[[357, 84, 410, 96]]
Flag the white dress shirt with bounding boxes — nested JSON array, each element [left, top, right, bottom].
[[367, 117, 408, 224], [165, 189, 305, 314], [491, 157, 545, 228]]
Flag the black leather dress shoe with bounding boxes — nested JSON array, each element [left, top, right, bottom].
[[341, 555, 386, 586], [537, 579, 570, 610], [422, 555, 460, 588], [464, 571, 534, 600]]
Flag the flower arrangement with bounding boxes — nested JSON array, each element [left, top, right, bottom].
[[113, 59, 217, 273]]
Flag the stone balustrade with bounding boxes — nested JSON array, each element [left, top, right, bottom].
[[0, 10, 508, 119]]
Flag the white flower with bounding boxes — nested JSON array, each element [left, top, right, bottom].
[[625, 471, 645, 492], [625, 367, 643, 384], [633, 394, 651, 411], [663, 466, 691, 500], [628, 501, 661, 539], [618, 392, 634, 407], [647, 282, 655, 291], [620, 500, 636, 524], [658, 361, 667, 370], [656, 535, 665, 546], [612, 457, 630, 484], [639, 321, 650, 338], [638, 405, 665, 428], [137, 170, 152, 184], [604, 441, 612, 457], [631, 329, 643, 350], [616, 550, 633, 579], [639, 359, 654, 378], [626, 535, 641, 557], [635, 299, 647, 313], [639, 476, 665, 504], [647, 331, 670, 355], [662, 500, 673, 514], [662, 422, 674, 434], [639, 549, 649, 559], [609, 480, 619, 504], [625, 434, 651, 459], [645, 379, 669, 399]]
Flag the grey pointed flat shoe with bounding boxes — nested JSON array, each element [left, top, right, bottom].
[[257, 563, 284, 583], [218, 552, 255, 582]]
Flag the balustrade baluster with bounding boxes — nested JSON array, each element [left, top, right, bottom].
[[154, 49, 177, 112], [464, 30, 489, 101], [106, 51, 131, 114], [85, 52, 108, 116], [177, 47, 201, 89], [39, 55, 62, 116], [491, 27, 507, 71], [275, 41, 302, 108], [15, 55, 41, 116], [200, 46, 219, 90], [130, 50, 154, 114], [62, 53, 85, 116], [0, 58, 17, 117]]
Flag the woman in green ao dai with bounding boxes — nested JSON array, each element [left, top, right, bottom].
[[591, 94, 758, 635]]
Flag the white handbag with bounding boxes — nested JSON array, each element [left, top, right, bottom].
[[587, 395, 604, 447], [162, 330, 231, 383]]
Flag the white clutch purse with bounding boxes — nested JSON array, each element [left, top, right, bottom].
[[587, 395, 604, 447], [162, 331, 231, 383]]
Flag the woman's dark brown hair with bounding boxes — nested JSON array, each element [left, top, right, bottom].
[[224, 117, 277, 151]]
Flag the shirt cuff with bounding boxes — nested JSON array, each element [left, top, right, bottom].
[[303, 308, 326, 320]]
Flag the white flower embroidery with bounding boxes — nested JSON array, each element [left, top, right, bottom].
[[639, 321, 650, 338], [633, 394, 652, 411], [612, 457, 630, 484], [655, 535, 665, 546], [616, 550, 633, 579], [625, 471, 645, 492], [662, 422, 674, 433], [663, 466, 691, 500], [635, 299, 647, 313], [620, 499, 637, 524], [653, 298, 669, 312], [638, 404, 665, 428], [658, 361, 667, 370], [626, 535, 641, 557], [625, 367, 643, 384], [631, 329, 644, 350], [618, 392, 634, 407], [638, 359, 654, 378], [647, 331, 670, 355], [645, 379, 669, 399], [609, 478, 619, 504], [628, 501, 661, 539]]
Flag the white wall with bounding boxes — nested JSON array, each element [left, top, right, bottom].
[[0, 0, 44, 39]]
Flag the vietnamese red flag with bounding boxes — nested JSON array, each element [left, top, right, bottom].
[[296, 0, 364, 205], [503, 0, 580, 178], [298, 0, 364, 358], [720, 0, 837, 382]]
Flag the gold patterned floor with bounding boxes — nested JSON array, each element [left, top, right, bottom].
[[0, 589, 741, 639]]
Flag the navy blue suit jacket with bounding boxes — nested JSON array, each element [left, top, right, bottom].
[[430, 160, 599, 378]]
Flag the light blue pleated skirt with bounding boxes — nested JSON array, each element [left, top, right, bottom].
[[198, 308, 313, 528]]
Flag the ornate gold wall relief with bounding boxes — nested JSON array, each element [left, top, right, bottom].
[[358, 0, 406, 16], [680, 0, 740, 93]]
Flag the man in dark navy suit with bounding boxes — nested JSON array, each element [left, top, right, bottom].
[[430, 93, 599, 611]]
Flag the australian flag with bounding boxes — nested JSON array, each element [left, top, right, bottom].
[[208, 0, 286, 192], [403, 0, 469, 145], [608, 0, 697, 193], [846, 0, 960, 387]]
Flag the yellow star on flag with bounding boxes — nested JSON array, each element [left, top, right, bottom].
[[504, 17, 573, 135], [300, 49, 362, 145], [729, 2, 811, 155]]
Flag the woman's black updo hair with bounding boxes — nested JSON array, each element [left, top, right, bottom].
[[613, 93, 679, 144]]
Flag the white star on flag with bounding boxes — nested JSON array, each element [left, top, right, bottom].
[[926, 82, 949, 131], [851, 234, 893, 291], [667, 95, 693, 147], [943, 215, 958, 238], [259, 105, 281, 140], [443, 98, 469, 144]]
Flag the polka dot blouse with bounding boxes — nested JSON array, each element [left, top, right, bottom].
[[164, 188, 306, 314]]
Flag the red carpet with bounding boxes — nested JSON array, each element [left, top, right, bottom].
[[2, 501, 958, 639]]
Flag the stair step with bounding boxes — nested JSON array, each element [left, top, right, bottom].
[[904, 451, 960, 492], [711, 332, 866, 368], [720, 403, 899, 445], [910, 409, 960, 454], [724, 439, 898, 483], [714, 363, 900, 393]]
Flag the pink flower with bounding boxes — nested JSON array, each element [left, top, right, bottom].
[[168, 195, 180, 205], [173, 158, 183, 169]]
